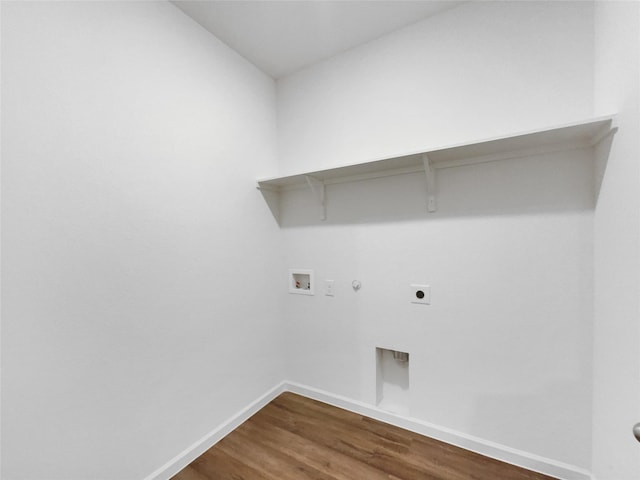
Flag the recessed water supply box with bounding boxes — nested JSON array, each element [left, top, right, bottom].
[[376, 347, 410, 416], [289, 269, 314, 295]]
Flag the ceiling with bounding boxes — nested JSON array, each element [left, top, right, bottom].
[[172, 1, 464, 79]]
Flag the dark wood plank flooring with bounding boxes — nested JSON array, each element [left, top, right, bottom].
[[172, 392, 558, 480]]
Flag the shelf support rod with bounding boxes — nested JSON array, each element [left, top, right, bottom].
[[423, 154, 437, 213], [304, 175, 326, 221]]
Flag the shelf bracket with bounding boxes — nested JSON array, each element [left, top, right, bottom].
[[304, 175, 326, 221], [422, 154, 437, 213]]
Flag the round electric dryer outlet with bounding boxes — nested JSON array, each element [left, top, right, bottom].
[[410, 284, 430, 305]]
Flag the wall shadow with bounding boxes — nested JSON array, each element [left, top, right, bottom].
[[268, 149, 598, 228]]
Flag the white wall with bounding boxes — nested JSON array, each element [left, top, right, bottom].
[[4, 1, 637, 479], [277, 0, 596, 471], [592, 2, 640, 479], [1, 2, 282, 479], [277, 1, 595, 175]]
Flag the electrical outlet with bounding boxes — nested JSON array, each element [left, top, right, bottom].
[[325, 279, 335, 296], [410, 284, 430, 305]]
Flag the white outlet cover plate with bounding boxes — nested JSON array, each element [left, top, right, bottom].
[[324, 279, 335, 296], [410, 284, 430, 304]]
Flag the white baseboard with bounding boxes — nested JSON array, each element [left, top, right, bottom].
[[284, 381, 594, 480], [143, 381, 286, 480], [143, 380, 593, 480]]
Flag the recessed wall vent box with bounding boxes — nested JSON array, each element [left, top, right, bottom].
[[376, 347, 410, 416], [289, 269, 314, 295]]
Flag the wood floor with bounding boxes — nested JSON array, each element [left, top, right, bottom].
[[172, 392, 558, 480]]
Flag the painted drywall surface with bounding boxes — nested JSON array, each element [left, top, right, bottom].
[[592, 2, 640, 479], [1, 2, 282, 479], [281, 150, 595, 468], [277, 0, 596, 469], [276, 0, 595, 176]]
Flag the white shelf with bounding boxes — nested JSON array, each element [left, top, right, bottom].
[[257, 115, 616, 221]]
